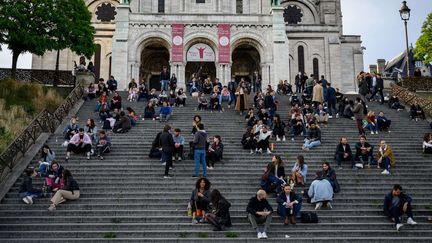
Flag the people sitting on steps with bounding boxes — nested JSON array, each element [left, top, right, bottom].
[[302, 122, 322, 151], [383, 184, 417, 231], [246, 189, 273, 239], [204, 189, 232, 231], [65, 128, 92, 162], [206, 135, 223, 170], [291, 154, 308, 186], [63, 117, 79, 143], [190, 177, 211, 224], [172, 128, 185, 161], [276, 184, 302, 225], [254, 125, 272, 154], [260, 155, 286, 194], [45, 161, 64, 192], [355, 135, 374, 168], [19, 168, 42, 205], [242, 127, 257, 154], [334, 137, 356, 170], [38, 144, 56, 177], [48, 169, 80, 211], [376, 140, 395, 175], [322, 161, 340, 193], [96, 130, 111, 160], [113, 111, 131, 133], [308, 170, 333, 210], [410, 102, 426, 121], [377, 111, 392, 132]]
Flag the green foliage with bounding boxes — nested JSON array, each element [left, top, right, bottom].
[[225, 232, 239, 238], [103, 232, 117, 239], [196, 232, 208, 238], [414, 12, 432, 64], [0, 0, 95, 72], [111, 218, 122, 224]]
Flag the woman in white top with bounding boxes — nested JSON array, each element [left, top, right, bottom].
[[423, 133, 432, 154]]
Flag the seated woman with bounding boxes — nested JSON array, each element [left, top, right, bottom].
[[144, 102, 156, 120], [190, 177, 211, 224], [85, 83, 97, 101], [176, 88, 187, 107], [158, 101, 172, 122], [343, 100, 355, 120], [137, 80, 149, 101], [127, 79, 138, 102], [291, 155, 308, 186], [126, 107, 138, 126], [191, 115, 202, 135], [388, 95, 405, 110], [197, 93, 208, 111], [113, 111, 132, 133], [96, 130, 111, 160], [272, 114, 286, 141], [95, 91, 108, 112], [206, 135, 223, 169], [209, 92, 220, 112], [204, 189, 232, 231], [242, 127, 257, 154], [377, 111, 391, 132], [98, 104, 111, 123], [410, 102, 426, 121], [366, 111, 378, 135], [423, 133, 432, 154], [48, 169, 80, 211], [322, 161, 340, 193], [45, 161, 64, 192], [63, 117, 79, 142], [308, 170, 334, 210], [277, 185, 302, 225], [65, 128, 92, 161], [290, 114, 306, 141], [302, 123, 321, 151], [255, 125, 272, 154], [38, 144, 56, 177], [110, 91, 122, 111], [260, 155, 286, 194], [84, 118, 98, 142], [19, 168, 42, 204]]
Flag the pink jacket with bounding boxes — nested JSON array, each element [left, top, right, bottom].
[[69, 133, 92, 146]]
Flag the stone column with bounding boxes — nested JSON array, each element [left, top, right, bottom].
[[377, 59, 386, 75], [172, 62, 186, 90], [261, 63, 271, 87], [111, 4, 130, 90], [270, 6, 290, 89]]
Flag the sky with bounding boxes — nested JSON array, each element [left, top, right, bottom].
[[0, 0, 431, 70]]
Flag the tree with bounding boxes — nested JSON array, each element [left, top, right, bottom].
[[414, 12, 432, 65], [0, 0, 95, 78]]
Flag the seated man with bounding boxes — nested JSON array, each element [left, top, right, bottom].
[[197, 93, 208, 111], [388, 95, 405, 111], [355, 135, 374, 168], [334, 137, 356, 170], [314, 104, 329, 125], [159, 101, 172, 122], [410, 102, 426, 121], [383, 184, 417, 231], [376, 140, 395, 175], [302, 123, 321, 151], [308, 171, 333, 210], [246, 189, 273, 239], [376, 111, 392, 132], [290, 114, 307, 141], [65, 128, 92, 161], [173, 128, 185, 161], [255, 125, 272, 154], [277, 185, 302, 225], [113, 111, 131, 133], [96, 130, 111, 160]]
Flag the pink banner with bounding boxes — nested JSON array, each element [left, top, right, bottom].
[[218, 24, 230, 64], [171, 24, 184, 62]]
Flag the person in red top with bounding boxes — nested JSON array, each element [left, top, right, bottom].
[[366, 111, 378, 135], [110, 92, 122, 110], [95, 91, 108, 112]]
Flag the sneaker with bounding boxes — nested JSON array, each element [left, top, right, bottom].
[[266, 148, 272, 154], [407, 217, 417, 225], [328, 115, 333, 119], [192, 175, 198, 178], [250, 150, 254, 154], [375, 131, 378, 134], [100, 156, 104, 160], [371, 131, 374, 135], [381, 170, 390, 175], [206, 166, 211, 169], [396, 223, 403, 231], [336, 113, 339, 119], [291, 138, 295, 141], [178, 157, 182, 161], [192, 218, 198, 224], [86, 153, 90, 160], [276, 137, 281, 142], [257, 232, 263, 239], [327, 202, 333, 209], [261, 232, 268, 239], [48, 204, 56, 211], [315, 202, 323, 210], [282, 136, 286, 141], [22, 196, 32, 204], [302, 146, 309, 151], [163, 175, 172, 179], [337, 166, 343, 170], [161, 162, 166, 166]]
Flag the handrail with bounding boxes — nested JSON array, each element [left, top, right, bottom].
[[0, 81, 85, 183]]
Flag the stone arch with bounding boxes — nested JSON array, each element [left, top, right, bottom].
[[130, 31, 172, 63], [183, 33, 219, 63], [281, 0, 319, 24], [230, 37, 264, 83], [311, 53, 324, 78], [230, 32, 267, 62]]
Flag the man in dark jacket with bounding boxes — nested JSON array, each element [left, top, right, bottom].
[[160, 66, 170, 92], [335, 137, 355, 170], [246, 189, 273, 239], [193, 123, 207, 178], [227, 76, 237, 108], [369, 73, 384, 104], [326, 82, 337, 118], [159, 125, 174, 178], [383, 184, 417, 231], [277, 185, 302, 225]]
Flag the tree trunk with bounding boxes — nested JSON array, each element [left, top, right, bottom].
[[11, 51, 20, 79], [54, 49, 60, 87]]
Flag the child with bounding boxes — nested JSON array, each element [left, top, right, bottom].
[[19, 168, 42, 204]]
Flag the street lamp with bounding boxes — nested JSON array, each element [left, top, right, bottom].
[[399, 1, 411, 77]]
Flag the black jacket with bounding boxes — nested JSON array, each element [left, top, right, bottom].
[[63, 176, 79, 192], [276, 191, 300, 206], [19, 175, 41, 194], [246, 196, 273, 216], [335, 143, 353, 157], [383, 192, 412, 217], [159, 131, 174, 153], [376, 77, 384, 90], [214, 197, 232, 227]]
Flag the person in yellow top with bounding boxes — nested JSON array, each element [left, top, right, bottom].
[[376, 140, 395, 175]]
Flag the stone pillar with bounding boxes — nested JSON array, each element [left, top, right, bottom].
[[132, 62, 140, 81], [377, 59, 386, 75], [261, 63, 271, 87], [111, 5, 130, 90], [217, 63, 231, 85], [172, 62, 186, 90], [369, 65, 377, 74], [270, 6, 290, 89]]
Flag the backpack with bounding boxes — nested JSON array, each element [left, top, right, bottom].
[[102, 120, 111, 130], [301, 212, 318, 223]]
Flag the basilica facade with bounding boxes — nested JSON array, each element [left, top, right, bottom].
[[32, 0, 364, 92]]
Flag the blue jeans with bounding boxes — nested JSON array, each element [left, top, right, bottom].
[[219, 96, 230, 107], [229, 92, 236, 105], [19, 191, 42, 199], [277, 198, 303, 218], [194, 149, 207, 177], [380, 157, 390, 171], [303, 139, 321, 149], [160, 80, 169, 91], [367, 124, 378, 133]]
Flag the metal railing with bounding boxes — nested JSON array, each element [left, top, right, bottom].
[[0, 68, 75, 87], [0, 81, 85, 183], [400, 77, 432, 92]]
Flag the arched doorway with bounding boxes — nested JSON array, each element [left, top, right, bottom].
[[231, 43, 260, 84], [185, 42, 217, 85], [140, 39, 170, 91]]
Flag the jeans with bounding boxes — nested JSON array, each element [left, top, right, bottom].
[[219, 96, 230, 109], [277, 198, 303, 218], [291, 125, 307, 139], [160, 113, 171, 122], [388, 205, 414, 224], [19, 191, 42, 199], [327, 99, 337, 116], [163, 151, 173, 176], [303, 139, 321, 149], [379, 157, 390, 171], [160, 80, 169, 91], [367, 123, 378, 133], [194, 149, 207, 177], [229, 92, 236, 106]]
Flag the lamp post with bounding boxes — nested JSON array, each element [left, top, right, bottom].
[[399, 1, 411, 77]]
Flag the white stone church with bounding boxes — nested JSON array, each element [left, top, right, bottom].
[[32, 0, 364, 92]]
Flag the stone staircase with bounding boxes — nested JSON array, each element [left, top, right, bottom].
[[1, 92, 432, 242]]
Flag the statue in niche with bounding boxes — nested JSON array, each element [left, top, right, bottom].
[[271, 0, 281, 6]]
